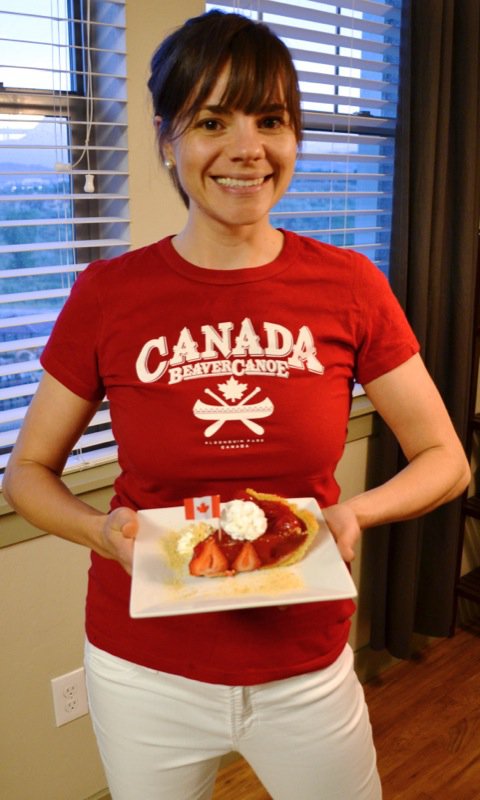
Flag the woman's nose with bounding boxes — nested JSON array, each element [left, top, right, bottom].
[[227, 117, 264, 161]]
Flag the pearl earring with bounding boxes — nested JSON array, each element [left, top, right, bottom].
[[164, 159, 175, 170]]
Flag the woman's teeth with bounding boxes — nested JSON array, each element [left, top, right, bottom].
[[215, 177, 264, 188]]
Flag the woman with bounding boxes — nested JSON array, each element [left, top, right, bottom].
[[3, 10, 470, 800]]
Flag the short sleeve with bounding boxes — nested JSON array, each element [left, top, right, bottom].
[[40, 263, 105, 402], [353, 253, 420, 385]]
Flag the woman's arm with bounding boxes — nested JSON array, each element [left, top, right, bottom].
[[323, 353, 471, 561], [3, 372, 138, 573]]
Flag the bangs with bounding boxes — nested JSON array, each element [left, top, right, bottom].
[[221, 49, 298, 126], [173, 23, 301, 141]]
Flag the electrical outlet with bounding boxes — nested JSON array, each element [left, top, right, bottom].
[[51, 667, 89, 726]]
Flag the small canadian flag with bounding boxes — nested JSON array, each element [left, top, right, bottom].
[[184, 495, 221, 520]]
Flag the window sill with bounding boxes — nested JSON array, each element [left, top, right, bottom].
[[0, 395, 376, 547]]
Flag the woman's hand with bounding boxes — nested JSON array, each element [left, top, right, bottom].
[[102, 507, 139, 575], [322, 504, 361, 563]]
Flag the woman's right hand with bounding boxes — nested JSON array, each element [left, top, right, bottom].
[[101, 507, 139, 575], [322, 503, 361, 563]]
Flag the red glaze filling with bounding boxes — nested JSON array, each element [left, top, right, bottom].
[[189, 495, 307, 577]]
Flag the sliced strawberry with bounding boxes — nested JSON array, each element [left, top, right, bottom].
[[214, 530, 243, 566], [189, 536, 229, 577], [232, 541, 262, 573]]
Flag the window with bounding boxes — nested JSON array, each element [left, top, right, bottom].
[[0, 0, 129, 479], [207, 0, 402, 276]]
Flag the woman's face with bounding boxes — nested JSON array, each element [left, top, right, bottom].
[[162, 67, 298, 235]]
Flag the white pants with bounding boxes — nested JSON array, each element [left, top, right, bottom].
[[84, 640, 381, 800]]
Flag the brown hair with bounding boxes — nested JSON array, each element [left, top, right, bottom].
[[147, 10, 301, 206]]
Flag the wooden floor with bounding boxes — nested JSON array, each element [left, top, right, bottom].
[[212, 624, 480, 800]]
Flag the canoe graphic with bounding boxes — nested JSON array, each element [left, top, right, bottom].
[[193, 386, 274, 436], [193, 398, 274, 421]]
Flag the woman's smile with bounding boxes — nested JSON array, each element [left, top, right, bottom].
[[213, 175, 269, 189]]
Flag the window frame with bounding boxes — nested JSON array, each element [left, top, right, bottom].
[[0, 0, 129, 484]]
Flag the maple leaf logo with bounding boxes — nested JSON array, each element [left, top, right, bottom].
[[218, 376, 248, 402], [196, 502, 209, 514]]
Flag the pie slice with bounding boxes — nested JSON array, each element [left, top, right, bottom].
[[187, 489, 319, 578]]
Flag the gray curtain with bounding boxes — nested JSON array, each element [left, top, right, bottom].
[[369, 0, 480, 657]]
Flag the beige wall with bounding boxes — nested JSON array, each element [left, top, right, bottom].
[[0, 523, 108, 800], [0, 3, 382, 798], [126, 0, 199, 249]]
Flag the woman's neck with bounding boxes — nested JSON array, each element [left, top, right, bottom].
[[171, 221, 284, 270]]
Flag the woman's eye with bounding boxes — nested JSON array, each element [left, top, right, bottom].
[[197, 118, 222, 131], [260, 116, 286, 129]]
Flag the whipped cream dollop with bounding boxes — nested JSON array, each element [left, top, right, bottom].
[[176, 522, 213, 556], [220, 499, 267, 541]]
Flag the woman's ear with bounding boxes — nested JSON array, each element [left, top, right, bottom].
[[153, 116, 175, 169], [162, 141, 176, 170]]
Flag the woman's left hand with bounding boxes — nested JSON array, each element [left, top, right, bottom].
[[322, 504, 361, 562]]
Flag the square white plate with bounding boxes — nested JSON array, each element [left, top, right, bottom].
[[130, 498, 357, 617]]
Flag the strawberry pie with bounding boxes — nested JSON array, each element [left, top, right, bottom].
[[179, 489, 318, 578]]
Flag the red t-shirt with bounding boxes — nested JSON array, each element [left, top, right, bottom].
[[41, 231, 419, 684]]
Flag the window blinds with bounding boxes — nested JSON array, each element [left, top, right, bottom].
[[208, 0, 402, 273], [0, 0, 129, 476]]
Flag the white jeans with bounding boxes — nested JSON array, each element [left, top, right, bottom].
[[84, 640, 381, 800]]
